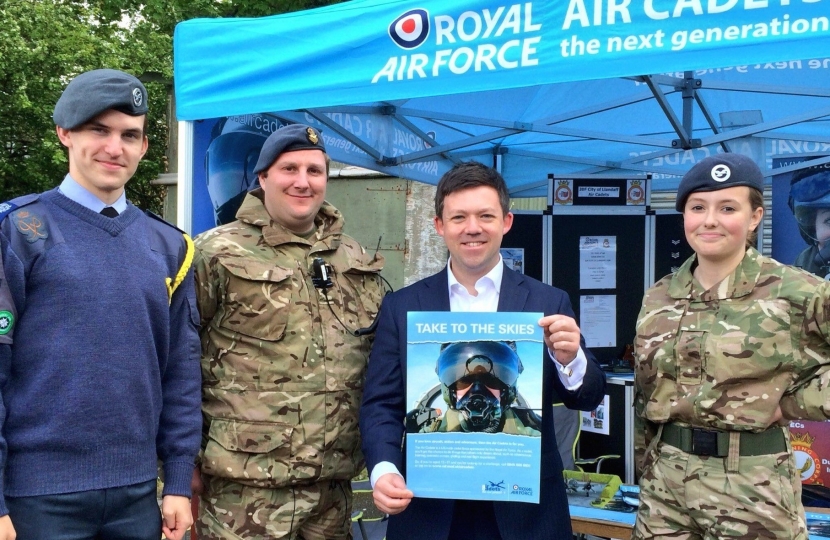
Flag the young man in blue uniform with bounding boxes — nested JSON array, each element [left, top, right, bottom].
[[0, 69, 201, 540]]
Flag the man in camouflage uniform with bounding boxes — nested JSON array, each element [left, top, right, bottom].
[[193, 123, 385, 539], [633, 153, 830, 540]]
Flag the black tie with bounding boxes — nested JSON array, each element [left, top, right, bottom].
[[100, 207, 119, 218]]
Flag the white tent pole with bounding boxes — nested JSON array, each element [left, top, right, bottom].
[[177, 120, 194, 235]]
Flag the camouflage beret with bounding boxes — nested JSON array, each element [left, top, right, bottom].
[[675, 153, 764, 212], [53, 69, 148, 130], [253, 124, 326, 175]]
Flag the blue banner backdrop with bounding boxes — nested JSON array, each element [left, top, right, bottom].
[[174, 0, 830, 120]]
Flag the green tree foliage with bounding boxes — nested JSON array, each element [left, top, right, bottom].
[[0, 0, 340, 211]]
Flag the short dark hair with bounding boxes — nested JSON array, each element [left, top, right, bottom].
[[434, 162, 510, 218]]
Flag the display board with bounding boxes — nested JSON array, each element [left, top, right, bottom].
[[550, 212, 645, 364], [653, 212, 694, 282], [548, 177, 648, 365], [577, 376, 634, 483], [502, 212, 545, 283]]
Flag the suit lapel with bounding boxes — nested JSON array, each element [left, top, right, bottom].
[[497, 265, 529, 312], [418, 267, 452, 311]]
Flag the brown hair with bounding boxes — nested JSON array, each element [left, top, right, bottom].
[[746, 187, 764, 248], [434, 162, 510, 218]]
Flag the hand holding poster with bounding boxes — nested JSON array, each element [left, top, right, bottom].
[[405, 311, 544, 503]]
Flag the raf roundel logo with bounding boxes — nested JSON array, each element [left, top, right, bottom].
[[132, 87, 143, 107], [389, 9, 430, 50], [711, 164, 731, 182]]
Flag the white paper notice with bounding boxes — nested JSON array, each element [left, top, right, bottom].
[[580, 295, 616, 348], [579, 236, 616, 289], [581, 394, 610, 435]]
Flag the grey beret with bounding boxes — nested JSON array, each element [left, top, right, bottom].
[[675, 153, 764, 212], [253, 124, 326, 174], [53, 69, 148, 130]]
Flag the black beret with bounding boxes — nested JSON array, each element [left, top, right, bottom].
[[675, 153, 764, 212], [53, 69, 148, 130], [253, 124, 326, 174]]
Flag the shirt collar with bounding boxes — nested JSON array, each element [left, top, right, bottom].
[[669, 247, 760, 300], [59, 174, 127, 214], [447, 255, 504, 294]]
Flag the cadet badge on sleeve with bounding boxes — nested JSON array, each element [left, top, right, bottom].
[[11, 210, 48, 243]]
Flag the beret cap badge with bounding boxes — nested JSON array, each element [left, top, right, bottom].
[[674, 153, 763, 212], [711, 164, 731, 182], [252, 124, 328, 175], [132, 87, 143, 107]]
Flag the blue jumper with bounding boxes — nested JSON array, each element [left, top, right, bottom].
[[0, 188, 201, 515]]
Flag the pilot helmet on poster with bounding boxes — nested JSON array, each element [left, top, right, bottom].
[[435, 341, 523, 433]]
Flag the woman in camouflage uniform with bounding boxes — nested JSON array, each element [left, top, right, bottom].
[[633, 153, 830, 540]]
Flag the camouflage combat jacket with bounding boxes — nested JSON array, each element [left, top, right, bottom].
[[194, 190, 384, 488], [634, 247, 830, 469]]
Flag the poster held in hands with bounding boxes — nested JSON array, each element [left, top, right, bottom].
[[405, 311, 544, 503]]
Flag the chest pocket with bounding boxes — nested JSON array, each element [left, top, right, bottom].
[[339, 257, 384, 329], [675, 305, 709, 386], [675, 330, 706, 385], [709, 298, 792, 382], [218, 260, 293, 341]]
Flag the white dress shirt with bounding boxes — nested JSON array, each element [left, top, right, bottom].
[[370, 257, 587, 487]]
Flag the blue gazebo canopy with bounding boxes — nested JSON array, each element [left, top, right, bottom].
[[174, 0, 830, 196]]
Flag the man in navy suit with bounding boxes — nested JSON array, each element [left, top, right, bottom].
[[359, 162, 607, 540]]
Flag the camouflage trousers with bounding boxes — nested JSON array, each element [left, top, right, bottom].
[[196, 475, 353, 540], [633, 441, 807, 540]]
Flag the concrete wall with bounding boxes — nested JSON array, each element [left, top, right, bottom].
[[403, 181, 445, 286]]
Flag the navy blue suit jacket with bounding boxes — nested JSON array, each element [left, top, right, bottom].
[[359, 265, 606, 540]]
